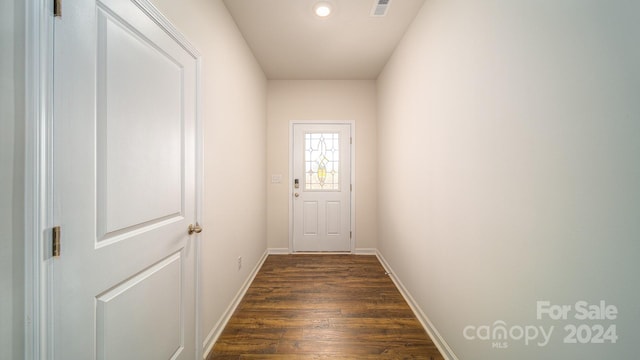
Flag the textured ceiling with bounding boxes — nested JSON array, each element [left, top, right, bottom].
[[222, 0, 426, 80]]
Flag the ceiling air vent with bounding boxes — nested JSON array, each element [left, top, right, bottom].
[[370, 0, 391, 17]]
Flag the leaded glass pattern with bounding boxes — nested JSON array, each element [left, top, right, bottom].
[[305, 133, 340, 190]]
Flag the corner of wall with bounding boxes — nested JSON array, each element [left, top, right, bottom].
[[375, 250, 458, 360], [201, 250, 268, 359]]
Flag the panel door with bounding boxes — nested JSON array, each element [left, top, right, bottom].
[[52, 0, 199, 359], [292, 124, 352, 252]]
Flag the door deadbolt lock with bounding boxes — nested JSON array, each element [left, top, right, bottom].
[[188, 223, 203, 235]]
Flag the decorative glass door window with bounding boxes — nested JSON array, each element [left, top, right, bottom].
[[304, 132, 340, 190]]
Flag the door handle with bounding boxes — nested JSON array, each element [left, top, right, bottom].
[[188, 223, 203, 235], [294, 193, 300, 197]]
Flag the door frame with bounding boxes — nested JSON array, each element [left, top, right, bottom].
[[24, 1, 203, 358], [288, 120, 356, 253]]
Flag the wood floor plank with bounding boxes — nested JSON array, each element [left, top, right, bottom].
[[207, 254, 444, 360]]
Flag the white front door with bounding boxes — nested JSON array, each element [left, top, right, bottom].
[[52, 0, 199, 359], [292, 123, 352, 252]]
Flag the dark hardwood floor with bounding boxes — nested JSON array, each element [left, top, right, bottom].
[[207, 254, 445, 360]]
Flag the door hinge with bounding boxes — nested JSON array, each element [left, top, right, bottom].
[[350, 231, 352, 239], [350, 184, 352, 192], [350, 137, 352, 145], [54, 0, 62, 17], [52, 226, 61, 257]]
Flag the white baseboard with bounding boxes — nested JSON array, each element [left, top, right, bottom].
[[267, 247, 291, 254], [354, 248, 377, 255], [269, 248, 377, 255], [201, 250, 269, 359], [375, 250, 458, 360]]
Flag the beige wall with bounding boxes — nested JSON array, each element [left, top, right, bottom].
[[148, 0, 267, 355], [267, 80, 377, 251], [378, 0, 640, 359], [1, 0, 25, 358]]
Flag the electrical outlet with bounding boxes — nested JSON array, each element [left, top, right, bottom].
[[237, 256, 242, 270]]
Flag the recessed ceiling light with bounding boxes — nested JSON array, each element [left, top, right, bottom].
[[314, 2, 332, 17]]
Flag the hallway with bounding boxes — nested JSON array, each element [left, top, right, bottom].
[[209, 255, 444, 359], [5, 0, 639, 359]]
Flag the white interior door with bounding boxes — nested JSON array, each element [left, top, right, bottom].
[[51, 0, 199, 359], [292, 124, 352, 252]]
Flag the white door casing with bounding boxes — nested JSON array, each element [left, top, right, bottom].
[[292, 123, 352, 252], [51, 0, 200, 359]]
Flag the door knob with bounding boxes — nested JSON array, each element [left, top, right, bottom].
[[294, 193, 300, 197], [188, 223, 203, 235]]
